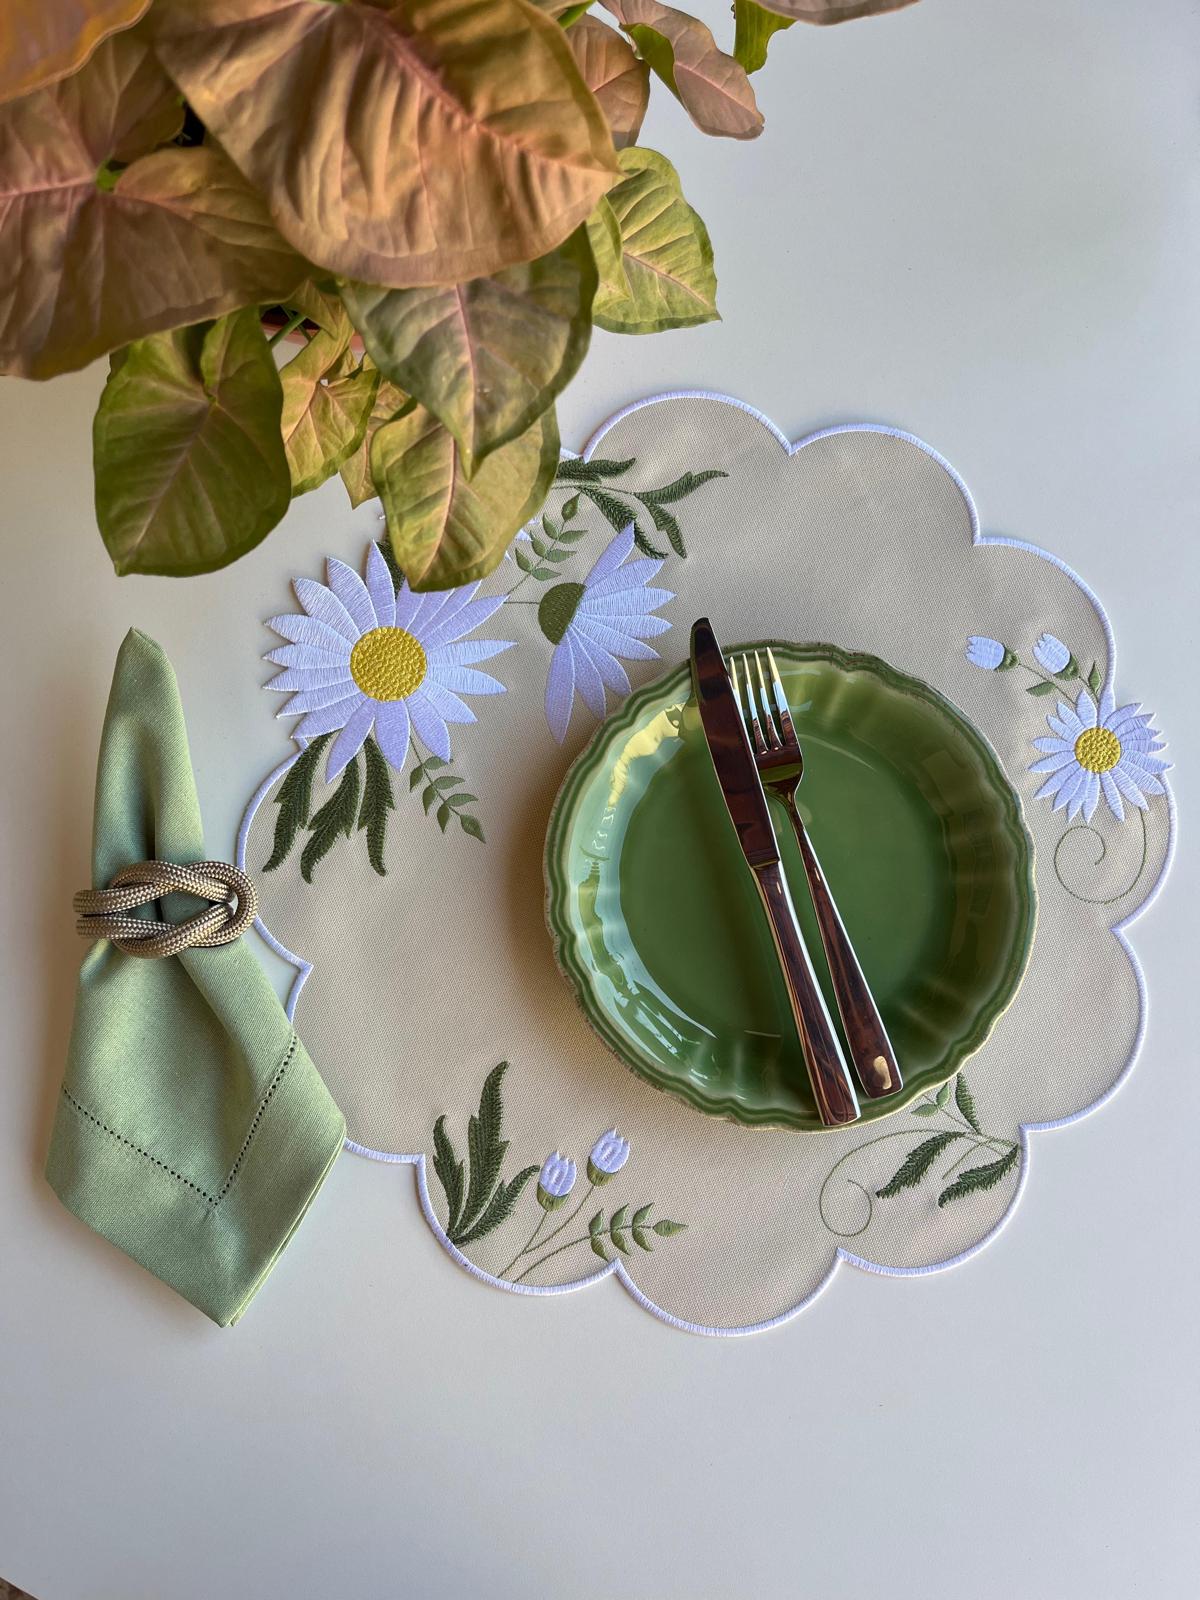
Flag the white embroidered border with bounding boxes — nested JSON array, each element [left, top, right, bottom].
[[236, 391, 1177, 1337]]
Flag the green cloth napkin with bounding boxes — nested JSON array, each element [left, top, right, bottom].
[[46, 630, 345, 1325]]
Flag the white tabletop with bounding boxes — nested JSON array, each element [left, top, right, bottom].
[[2, 2, 1197, 1596]]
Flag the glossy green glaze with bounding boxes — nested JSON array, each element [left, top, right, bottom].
[[545, 644, 1036, 1131]]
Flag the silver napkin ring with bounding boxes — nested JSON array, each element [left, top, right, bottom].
[[73, 860, 258, 959]]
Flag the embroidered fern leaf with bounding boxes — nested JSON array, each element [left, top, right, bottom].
[[299, 754, 361, 883], [937, 1143, 1020, 1208], [642, 497, 686, 557], [453, 1164, 538, 1247], [432, 1115, 465, 1237], [456, 1063, 510, 1238], [876, 1131, 961, 1198], [263, 732, 333, 872], [554, 455, 636, 484], [954, 1074, 982, 1133], [636, 469, 727, 505], [576, 485, 664, 558], [609, 1203, 631, 1255], [357, 736, 394, 876]]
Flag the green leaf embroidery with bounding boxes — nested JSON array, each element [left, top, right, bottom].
[[608, 1203, 631, 1254], [642, 496, 685, 556], [263, 731, 333, 872], [912, 1103, 939, 1117], [454, 1164, 539, 1247], [457, 1063, 508, 1233], [357, 735, 394, 876], [937, 1144, 1021, 1208], [954, 1073, 982, 1134], [554, 455, 636, 484], [636, 469, 726, 505], [1087, 661, 1103, 696], [421, 785, 438, 814], [432, 1115, 465, 1238], [299, 753, 361, 883], [1027, 681, 1057, 697], [436, 800, 451, 831], [458, 811, 485, 843], [588, 1209, 610, 1262], [935, 1081, 952, 1109], [651, 1218, 686, 1237], [561, 493, 581, 519], [876, 1132, 961, 1199], [632, 1203, 652, 1227]]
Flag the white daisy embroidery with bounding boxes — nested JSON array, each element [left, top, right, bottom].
[[540, 524, 674, 743], [1029, 686, 1169, 822], [265, 543, 513, 778]]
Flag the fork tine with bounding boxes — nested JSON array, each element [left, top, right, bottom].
[[765, 647, 798, 747], [754, 652, 783, 749], [735, 653, 768, 754]]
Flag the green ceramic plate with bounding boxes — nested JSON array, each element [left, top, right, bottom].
[[545, 644, 1036, 1131]]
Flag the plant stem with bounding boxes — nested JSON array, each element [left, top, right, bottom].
[[267, 307, 308, 347], [512, 1229, 599, 1283], [499, 1211, 549, 1278]]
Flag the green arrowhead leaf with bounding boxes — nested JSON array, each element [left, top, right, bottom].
[[344, 228, 594, 474], [733, 0, 794, 71], [94, 308, 290, 576], [593, 147, 718, 335], [280, 327, 380, 496], [371, 401, 559, 591], [585, 193, 631, 304]]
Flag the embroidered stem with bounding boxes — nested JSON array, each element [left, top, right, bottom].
[[1053, 806, 1149, 906], [511, 1229, 600, 1283], [506, 1182, 597, 1274], [498, 1209, 551, 1277]]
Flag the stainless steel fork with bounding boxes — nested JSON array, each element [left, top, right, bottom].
[[732, 649, 902, 1099]]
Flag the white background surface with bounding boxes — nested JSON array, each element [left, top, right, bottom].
[[2, 2, 1198, 1596]]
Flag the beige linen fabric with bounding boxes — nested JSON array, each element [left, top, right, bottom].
[[241, 396, 1170, 1331]]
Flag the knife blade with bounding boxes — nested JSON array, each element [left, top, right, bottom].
[[690, 616, 780, 869], [690, 617, 860, 1127]]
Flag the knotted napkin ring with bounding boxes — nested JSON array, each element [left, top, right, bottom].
[[74, 860, 259, 959]]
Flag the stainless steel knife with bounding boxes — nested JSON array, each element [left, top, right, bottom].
[[690, 617, 860, 1128]]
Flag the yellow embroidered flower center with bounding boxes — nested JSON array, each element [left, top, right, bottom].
[[350, 626, 427, 701], [1074, 725, 1121, 774]]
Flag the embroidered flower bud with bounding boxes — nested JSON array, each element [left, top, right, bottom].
[[965, 636, 1015, 671], [1033, 633, 1075, 676], [587, 1129, 631, 1185], [537, 1152, 576, 1211]]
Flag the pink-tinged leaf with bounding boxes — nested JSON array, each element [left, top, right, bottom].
[[371, 403, 559, 591], [93, 308, 291, 576], [0, 32, 305, 379], [749, 0, 920, 22], [568, 16, 649, 149], [600, 0, 762, 141], [149, 0, 620, 288], [0, 0, 151, 104]]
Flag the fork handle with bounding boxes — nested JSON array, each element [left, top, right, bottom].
[[752, 862, 860, 1127], [786, 809, 903, 1099]]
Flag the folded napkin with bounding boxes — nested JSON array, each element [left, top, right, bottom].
[[46, 630, 345, 1325]]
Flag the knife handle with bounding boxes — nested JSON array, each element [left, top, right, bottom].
[[788, 814, 903, 1100], [752, 862, 860, 1127]]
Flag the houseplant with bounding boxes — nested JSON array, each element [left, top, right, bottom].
[[0, 0, 919, 590]]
